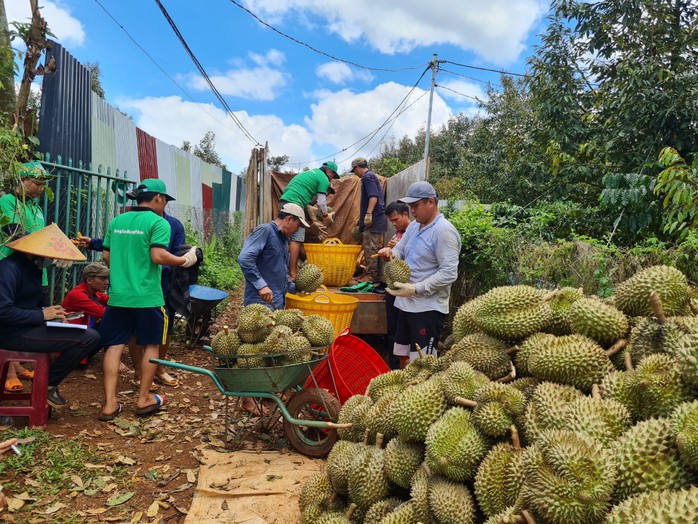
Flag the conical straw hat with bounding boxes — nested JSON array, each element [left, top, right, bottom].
[[7, 223, 87, 261]]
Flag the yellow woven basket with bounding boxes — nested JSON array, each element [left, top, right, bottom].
[[286, 285, 359, 339], [304, 238, 362, 287]]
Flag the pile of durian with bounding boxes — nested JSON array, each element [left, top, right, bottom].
[[210, 303, 335, 367], [299, 265, 698, 523]]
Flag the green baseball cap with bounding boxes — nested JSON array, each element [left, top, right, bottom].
[[133, 178, 175, 201], [19, 161, 52, 180], [321, 161, 340, 179]]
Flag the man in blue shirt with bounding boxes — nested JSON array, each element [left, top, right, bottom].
[[238, 203, 309, 310], [378, 181, 461, 367], [351, 157, 387, 284]]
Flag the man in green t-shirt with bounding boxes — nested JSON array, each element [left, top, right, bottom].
[[279, 161, 338, 279], [98, 179, 198, 421], [0, 161, 53, 286]]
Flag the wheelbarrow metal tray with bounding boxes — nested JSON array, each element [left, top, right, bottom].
[[213, 355, 327, 393], [189, 284, 229, 315]]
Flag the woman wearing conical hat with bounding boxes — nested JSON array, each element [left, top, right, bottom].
[[0, 224, 101, 408]]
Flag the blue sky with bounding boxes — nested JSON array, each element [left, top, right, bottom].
[[7, 0, 551, 174]]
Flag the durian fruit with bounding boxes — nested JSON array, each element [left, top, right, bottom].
[[326, 439, 361, 495], [526, 333, 614, 392], [347, 433, 390, 511], [605, 485, 698, 524], [235, 343, 265, 368], [315, 504, 358, 524], [366, 370, 406, 402], [483, 507, 529, 524], [377, 501, 417, 524], [451, 295, 484, 342], [673, 331, 698, 388], [336, 395, 373, 442], [409, 465, 433, 524], [600, 369, 637, 416], [211, 325, 241, 355], [364, 498, 404, 524], [296, 263, 324, 293], [301, 315, 335, 347], [383, 437, 424, 489], [442, 361, 490, 403], [624, 353, 691, 420], [365, 390, 400, 443], [299, 471, 340, 515], [474, 426, 525, 518], [614, 265, 690, 317], [545, 286, 583, 335], [424, 407, 489, 482], [272, 308, 305, 331], [671, 400, 698, 472], [515, 332, 556, 376], [449, 333, 513, 380], [262, 325, 293, 354], [473, 285, 554, 340], [613, 416, 697, 501], [520, 429, 616, 524], [393, 377, 448, 443], [237, 303, 275, 343], [383, 259, 411, 290], [470, 383, 527, 438], [558, 384, 631, 445], [285, 333, 313, 364], [522, 381, 583, 444], [509, 376, 539, 401], [427, 476, 476, 524], [567, 296, 629, 347], [402, 354, 439, 383]]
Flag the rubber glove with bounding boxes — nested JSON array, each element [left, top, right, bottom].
[[181, 246, 198, 268], [386, 282, 416, 298], [364, 213, 373, 228]]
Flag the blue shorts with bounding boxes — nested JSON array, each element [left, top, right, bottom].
[[99, 305, 169, 347]]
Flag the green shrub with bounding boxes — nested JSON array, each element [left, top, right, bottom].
[[185, 216, 243, 292]]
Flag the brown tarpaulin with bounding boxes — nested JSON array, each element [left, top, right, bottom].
[[270, 171, 387, 245]]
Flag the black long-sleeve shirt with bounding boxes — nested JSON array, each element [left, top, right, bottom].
[[0, 252, 46, 334]]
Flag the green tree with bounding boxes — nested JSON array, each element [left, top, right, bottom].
[[0, 0, 16, 115], [84, 61, 105, 98], [267, 154, 289, 171], [183, 131, 225, 169]]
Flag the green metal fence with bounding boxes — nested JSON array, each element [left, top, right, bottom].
[[41, 155, 136, 303]]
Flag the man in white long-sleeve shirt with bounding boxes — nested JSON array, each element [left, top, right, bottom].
[[378, 181, 461, 367]]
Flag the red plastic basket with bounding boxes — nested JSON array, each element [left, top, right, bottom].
[[304, 328, 390, 404]]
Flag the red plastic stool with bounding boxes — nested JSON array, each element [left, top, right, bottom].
[[0, 350, 50, 429]]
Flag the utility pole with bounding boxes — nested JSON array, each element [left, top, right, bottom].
[[423, 54, 445, 162]]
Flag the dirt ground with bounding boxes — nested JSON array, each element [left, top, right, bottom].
[[0, 295, 309, 523]]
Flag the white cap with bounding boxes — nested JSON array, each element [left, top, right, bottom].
[[280, 202, 310, 227]]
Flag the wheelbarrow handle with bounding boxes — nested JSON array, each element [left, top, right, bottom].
[[149, 358, 228, 394]]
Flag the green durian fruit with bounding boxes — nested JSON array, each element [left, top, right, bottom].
[[377, 501, 417, 524], [472, 383, 527, 438], [526, 333, 613, 392], [365, 390, 399, 443], [409, 465, 433, 524], [625, 353, 691, 420], [613, 416, 697, 501], [451, 295, 484, 342], [326, 439, 360, 495], [364, 498, 403, 524], [515, 332, 556, 376], [403, 354, 439, 382], [484, 507, 527, 524], [425, 407, 489, 482], [299, 471, 335, 512], [237, 303, 275, 343], [559, 387, 632, 445], [671, 400, 698, 472], [567, 296, 629, 347], [336, 394, 372, 442], [211, 326, 242, 355], [442, 360, 490, 403], [509, 376, 539, 401], [296, 263, 324, 293], [393, 377, 447, 443], [545, 286, 583, 335], [600, 370, 637, 417], [301, 314, 335, 347], [474, 285, 554, 340], [347, 434, 390, 511], [284, 334, 313, 364], [521, 429, 616, 524], [626, 317, 686, 365], [605, 485, 698, 524], [235, 343, 265, 368], [383, 259, 411, 290], [366, 370, 406, 402], [614, 265, 690, 317], [521, 381, 583, 445], [672, 331, 698, 389], [262, 325, 293, 354], [427, 476, 476, 524], [271, 308, 305, 331], [383, 437, 424, 489], [475, 427, 525, 518], [449, 333, 512, 380]]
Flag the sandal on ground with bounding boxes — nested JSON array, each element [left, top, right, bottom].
[[4, 377, 23, 392], [154, 372, 178, 387], [17, 370, 34, 380], [135, 394, 166, 417], [98, 402, 123, 422], [130, 379, 159, 392]]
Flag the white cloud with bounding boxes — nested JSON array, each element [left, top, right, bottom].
[[6, 0, 86, 48], [316, 61, 373, 85], [244, 0, 547, 64], [437, 79, 486, 104], [117, 95, 313, 174], [187, 49, 288, 101], [304, 82, 452, 169]]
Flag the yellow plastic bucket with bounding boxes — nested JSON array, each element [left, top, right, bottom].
[[304, 238, 362, 287], [286, 285, 359, 339]]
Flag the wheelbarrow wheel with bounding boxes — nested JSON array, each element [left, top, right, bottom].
[[283, 388, 340, 458]]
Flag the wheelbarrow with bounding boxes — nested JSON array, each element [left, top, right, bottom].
[[150, 345, 350, 457], [185, 285, 229, 347]]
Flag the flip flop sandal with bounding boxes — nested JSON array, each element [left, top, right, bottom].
[[17, 370, 34, 380], [4, 377, 23, 392], [130, 379, 159, 392], [135, 394, 166, 417], [98, 402, 123, 422], [154, 373, 178, 387]]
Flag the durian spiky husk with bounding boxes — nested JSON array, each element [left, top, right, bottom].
[[451, 295, 484, 342], [347, 438, 390, 510], [605, 485, 698, 524], [545, 286, 583, 336], [614, 265, 690, 317], [474, 285, 554, 340], [382, 437, 424, 489], [296, 263, 324, 293], [475, 440, 525, 518], [567, 296, 629, 347], [671, 400, 698, 472], [449, 333, 512, 380], [521, 381, 583, 445], [559, 395, 632, 445], [442, 360, 490, 403], [393, 377, 447, 443], [625, 353, 692, 420], [301, 314, 335, 347], [383, 259, 411, 290], [336, 394, 372, 442], [472, 383, 526, 438], [427, 476, 476, 524], [237, 303, 274, 342]]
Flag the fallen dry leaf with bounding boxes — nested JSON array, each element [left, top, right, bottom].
[[186, 470, 196, 483], [70, 475, 84, 488], [147, 500, 160, 518], [45, 502, 66, 514], [106, 491, 135, 506], [131, 510, 144, 523], [6, 498, 25, 512], [85, 508, 109, 515]]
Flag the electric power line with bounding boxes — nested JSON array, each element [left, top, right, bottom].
[[227, 0, 426, 73], [435, 84, 485, 104], [92, 0, 253, 142], [440, 67, 501, 88], [154, 0, 260, 146], [443, 59, 527, 78]]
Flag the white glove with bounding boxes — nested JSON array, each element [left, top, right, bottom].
[[181, 246, 198, 268], [386, 282, 416, 298], [55, 259, 73, 269], [323, 212, 335, 225]]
